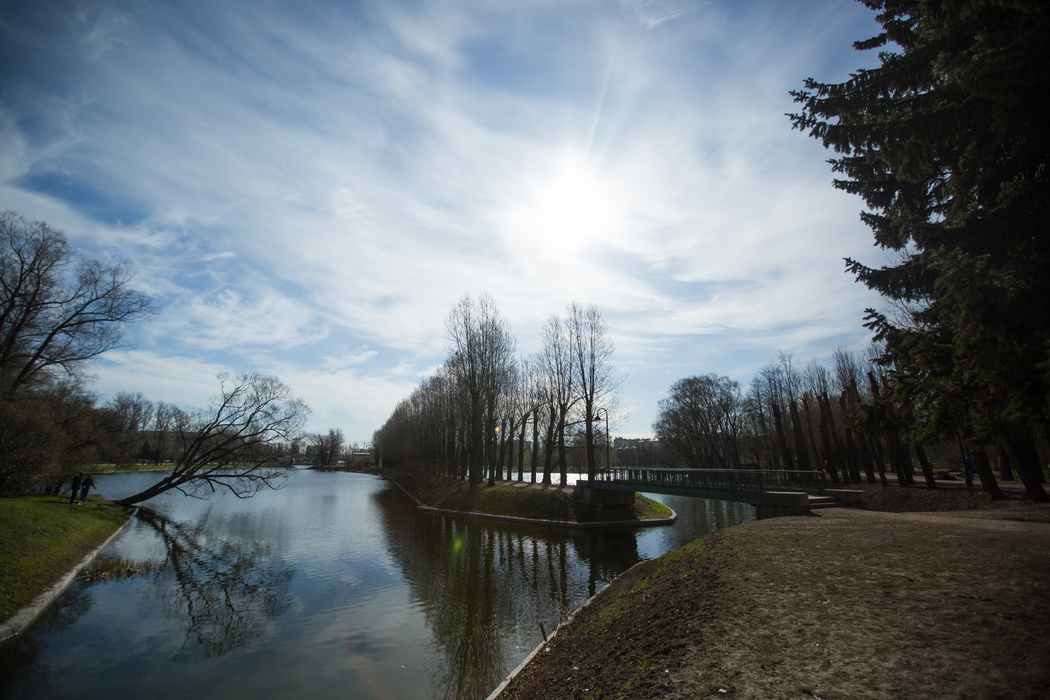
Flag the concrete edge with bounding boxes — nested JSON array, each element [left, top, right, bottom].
[[384, 476, 677, 530], [484, 557, 652, 700], [0, 507, 138, 646]]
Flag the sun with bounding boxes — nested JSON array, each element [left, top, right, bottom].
[[507, 149, 621, 257]]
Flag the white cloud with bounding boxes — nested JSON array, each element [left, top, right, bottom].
[[0, 0, 885, 438]]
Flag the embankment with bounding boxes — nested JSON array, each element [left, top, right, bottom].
[[494, 502, 1050, 699]]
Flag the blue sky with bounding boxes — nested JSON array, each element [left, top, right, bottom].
[[1, 0, 887, 443]]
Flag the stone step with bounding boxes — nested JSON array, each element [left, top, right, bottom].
[[808, 495, 846, 510]]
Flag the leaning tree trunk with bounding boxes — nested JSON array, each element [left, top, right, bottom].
[[815, 394, 838, 483], [885, 431, 911, 487], [970, 445, 1003, 500], [869, 439, 890, 487], [914, 444, 938, 489], [1001, 427, 1047, 502]]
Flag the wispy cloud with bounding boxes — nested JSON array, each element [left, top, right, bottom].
[[0, 0, 884, 439]]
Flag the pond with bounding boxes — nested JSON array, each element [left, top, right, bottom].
[[0, 470, 753, 699]]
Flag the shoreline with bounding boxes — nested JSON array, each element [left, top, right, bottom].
[[0, 507, 138, 645], [383, 474, 678, 529], [491, 503, 1050, 699]]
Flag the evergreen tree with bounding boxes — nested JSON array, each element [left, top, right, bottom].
[[790, 0, 1049, 500]]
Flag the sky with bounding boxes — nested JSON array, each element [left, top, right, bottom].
[[0, 0, 889, 444]]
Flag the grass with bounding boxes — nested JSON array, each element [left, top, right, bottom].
[[91, 463, 171, 473], [0, 494, 133, 620], [417, 480, 576, 520], [411, 477, 674, 524]]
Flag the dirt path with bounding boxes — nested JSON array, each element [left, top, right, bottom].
[[494, 507, 1050, 699]]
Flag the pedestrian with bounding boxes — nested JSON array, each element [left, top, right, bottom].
[[79, 474, 95, 504], [69, 473, 83, 505]]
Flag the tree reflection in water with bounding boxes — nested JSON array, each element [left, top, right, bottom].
[[372, 487, 641, 700], [0, 583, 94, 694], [2, 508, 293, 693], [131, 509, 294, 661]]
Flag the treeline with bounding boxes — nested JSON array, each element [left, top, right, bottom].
[[305, 428, 371, 468], [373, 294, 622, 486], [654, 348, 1049, 500], [786, 1, 1049, 502], [1, 212, 309, 504], [1, 211, 153, 495]]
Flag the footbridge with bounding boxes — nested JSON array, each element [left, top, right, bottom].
[[577, 468, 866, 517]]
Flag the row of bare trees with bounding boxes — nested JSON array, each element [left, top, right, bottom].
[[654, 347, 1048, 500], [373, 294, 623, 487]]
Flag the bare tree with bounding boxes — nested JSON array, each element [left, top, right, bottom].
[[566, 303, 623, 480], [539, 313, 576, 485], [0, 212, 154, 395], [108, 391, 154, 463], [310, 428, 344, 467], [153, 401, 186, 464], [116, 372, 309, 506], [654, 374, 743, 469], [444, 294, 516, 485]]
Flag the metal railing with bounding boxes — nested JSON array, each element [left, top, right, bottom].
[[591, 468, 826, 496]]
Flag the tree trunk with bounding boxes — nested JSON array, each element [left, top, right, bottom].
[[469, 395, 484, 486], [1001, 426, 1048, 502], [914, 444, 937, 489], [517, 411, 528, 482], [996, 443, 1014, 482], [543, 407, 556, 486], [858, 437, 880, 485], [531, 410, 540, 484], [557, 404, 569, 486], [788, 399, 812, 471], [818, 392, 844, 483], [771, 402, 794, 469], [970, 445, 1003, 500], [886, 431, 911, 487], [802, 396, 824, 476]]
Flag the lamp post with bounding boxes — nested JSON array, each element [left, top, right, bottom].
[[593, 407, 610, 482]]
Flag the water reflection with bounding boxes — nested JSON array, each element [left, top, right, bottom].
[[373, 486, 646, 700], [135, 509, 293, 661], [0, 584, 93, 693], [1, 473, 753, 700]]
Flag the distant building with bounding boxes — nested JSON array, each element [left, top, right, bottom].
[[349, 451, 372, 467]]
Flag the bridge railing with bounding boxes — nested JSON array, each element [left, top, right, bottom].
[[592, 468, 826, 495]]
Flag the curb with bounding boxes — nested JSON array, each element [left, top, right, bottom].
[[383, 476, 677, 530], [484, 558, 651, 700], [0, 507, 138, 646]]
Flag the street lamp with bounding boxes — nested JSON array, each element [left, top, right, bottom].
[[593, 407, 610, 482]]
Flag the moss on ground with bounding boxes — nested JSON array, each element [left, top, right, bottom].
[[0, 494, 132, 620]]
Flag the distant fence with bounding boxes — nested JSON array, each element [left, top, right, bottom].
[[591, 468, 826, 498]]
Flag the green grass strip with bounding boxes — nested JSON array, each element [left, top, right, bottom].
[[413, 479, 674, 523], [0, 494, 132, 620]]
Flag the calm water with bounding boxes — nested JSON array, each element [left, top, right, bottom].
[[0, 470, 752, 699]]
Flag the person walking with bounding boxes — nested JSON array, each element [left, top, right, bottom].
[[69, 473, 83, 505], [79, 474, 95, 504]]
